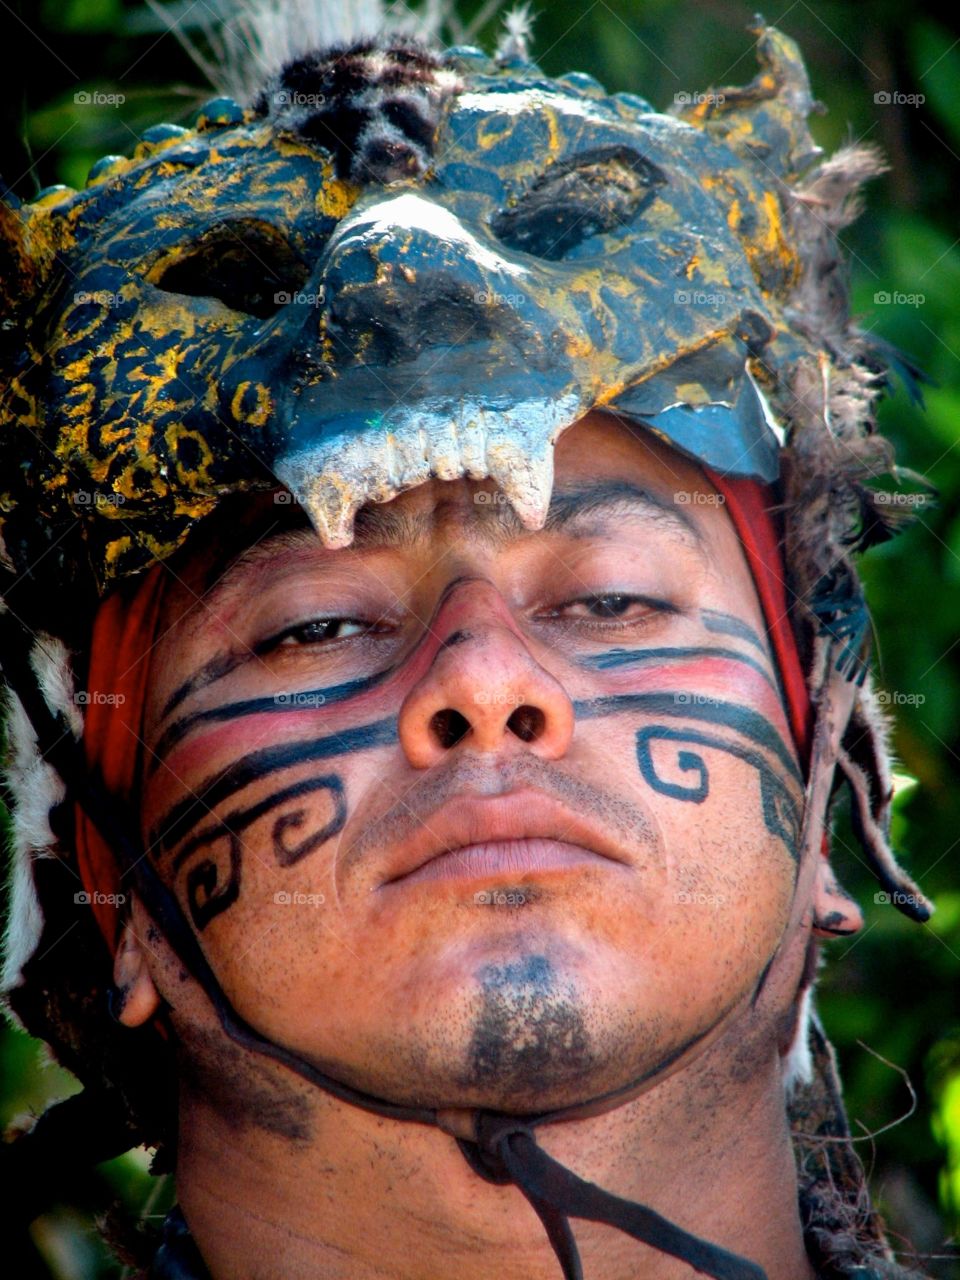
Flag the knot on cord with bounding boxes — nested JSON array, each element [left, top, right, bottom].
[[456, 1111, 535, 1186]]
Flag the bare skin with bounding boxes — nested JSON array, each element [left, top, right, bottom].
[[115, 412, 862, 1279]]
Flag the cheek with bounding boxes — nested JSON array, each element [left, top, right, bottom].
[[140, 740, 379, 1009], [638, 744, 798, 1008]]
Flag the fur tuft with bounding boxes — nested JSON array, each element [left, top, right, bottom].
[[256, 38, 461, 184], [2, 690, 63, 996], [785, 143, 889, 360]]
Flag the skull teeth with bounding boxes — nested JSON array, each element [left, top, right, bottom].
[[274, 395, 580, 546]]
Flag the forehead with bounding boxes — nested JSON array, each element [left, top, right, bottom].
[[172, 414, 738, 599]]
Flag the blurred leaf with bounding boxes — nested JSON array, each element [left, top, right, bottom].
[[44, 0, 123, 33], [909, 20, 960, 151]]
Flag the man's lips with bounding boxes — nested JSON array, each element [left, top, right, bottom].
[[374, 790, 631, 890], [389, 838, 606, 886]]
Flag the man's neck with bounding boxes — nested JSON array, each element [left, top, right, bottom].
[[175, 1041, 815, 1280]]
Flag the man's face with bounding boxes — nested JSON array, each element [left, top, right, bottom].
[[138, 412, 804, 1113]]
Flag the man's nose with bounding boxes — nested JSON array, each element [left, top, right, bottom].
[[397, 583, 575, 769]]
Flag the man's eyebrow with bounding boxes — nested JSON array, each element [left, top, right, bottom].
[[352, 479, 706, 549], [200, 476, 705, 610], [541, 479, 705, 544]]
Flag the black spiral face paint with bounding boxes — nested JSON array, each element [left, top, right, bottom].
[[635, 726, 800, 856], [168, 775, 347, 930], [152, 690, 799, 929]]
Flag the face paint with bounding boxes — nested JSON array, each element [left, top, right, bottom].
[[131, 421, 803, 1147], [580, 643, 778, 692], [149, 717, 396, 856], [635, 726, 800, 857], [150, 667, 397, 773], [168, 774, 347, 930]]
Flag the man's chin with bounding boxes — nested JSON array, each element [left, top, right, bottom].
[[287, 947, 696, 1114]]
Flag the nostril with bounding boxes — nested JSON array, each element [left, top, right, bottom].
[[430, 708, 470, 749], [507, 705, 545, 743]]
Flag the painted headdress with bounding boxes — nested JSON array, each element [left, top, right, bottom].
[[0, 4, 933, 1276]]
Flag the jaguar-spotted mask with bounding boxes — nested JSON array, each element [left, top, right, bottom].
[[3, 25, 827, 605]]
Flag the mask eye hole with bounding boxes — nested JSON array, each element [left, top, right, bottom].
[[149, 220, 310, 319], [491, 145, 665, 261]]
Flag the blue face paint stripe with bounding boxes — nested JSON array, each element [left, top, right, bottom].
[[700, 610, 769, 655], [150, 666, 397, 775], [580, 644, 778, 691]]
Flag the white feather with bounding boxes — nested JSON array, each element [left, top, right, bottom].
[[2, 691, 63, 997], [782, 984, 815, 1092], [2, 638, 82, 1000], [147, 0, 459, 102], [496, 2, 534, 61]]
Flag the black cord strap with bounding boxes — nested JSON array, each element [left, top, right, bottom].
[[460, 1114, 768, 1280]]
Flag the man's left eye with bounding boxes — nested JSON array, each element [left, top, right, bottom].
[[548, 593, 669, 621], [578, 595, 637, 618]]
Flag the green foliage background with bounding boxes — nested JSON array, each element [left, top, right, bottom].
[[1, 1, 958, 1275]]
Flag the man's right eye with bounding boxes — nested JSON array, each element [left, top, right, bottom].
[[258, 618, 373, 650]]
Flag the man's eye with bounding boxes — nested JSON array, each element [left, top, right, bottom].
[[579, 595, 636, 618], [549, 594, 670, 621], [265, 618, 371, 649]]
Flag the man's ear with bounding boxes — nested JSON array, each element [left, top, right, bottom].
[[112, 917, 161, 1026], [811, 858, 864, 939]]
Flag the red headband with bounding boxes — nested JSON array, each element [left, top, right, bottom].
[[76, 479, 812, 955]]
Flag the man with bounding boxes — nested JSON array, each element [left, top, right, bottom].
[[0, 5, 933, 1278]]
